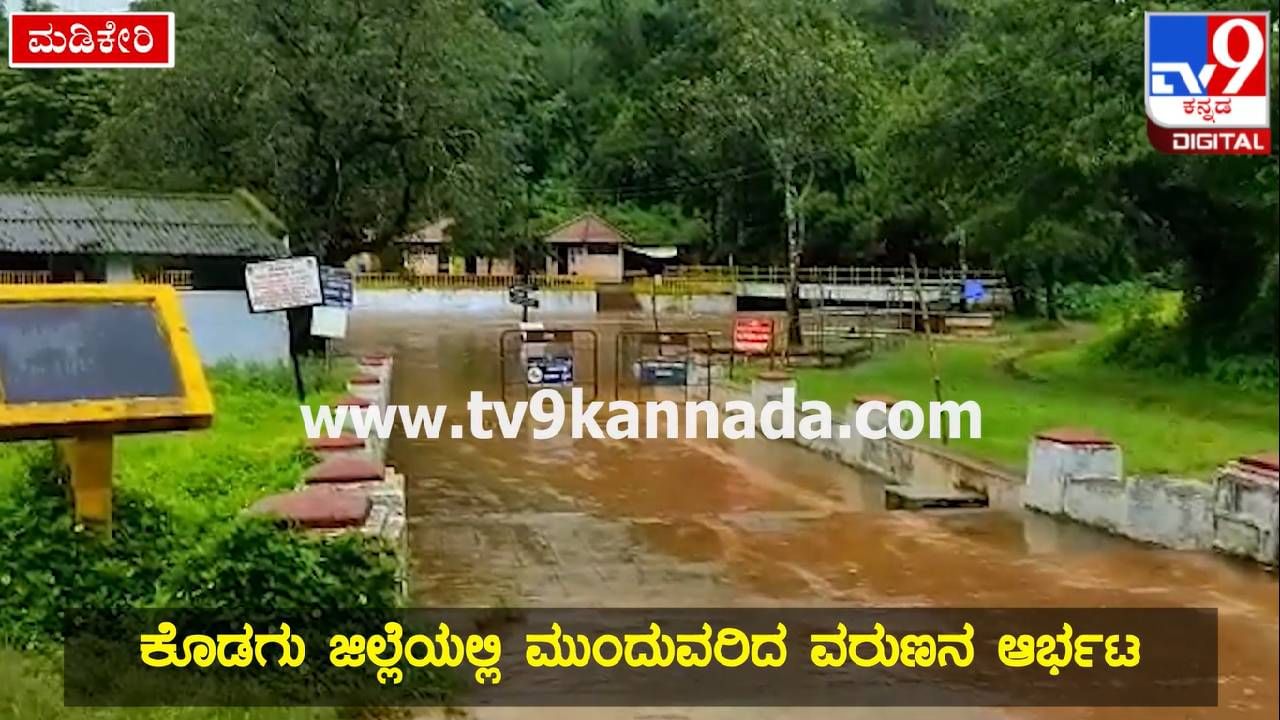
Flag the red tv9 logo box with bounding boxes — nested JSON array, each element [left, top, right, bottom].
[[1144, 11, 1271, 155], [7, 11, 174, 68]]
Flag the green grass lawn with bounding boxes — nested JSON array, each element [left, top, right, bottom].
[[795, 324, 1278, 476], [0, 362, 346, 516]]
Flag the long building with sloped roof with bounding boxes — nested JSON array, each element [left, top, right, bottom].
[[0, 188, 287, 288]]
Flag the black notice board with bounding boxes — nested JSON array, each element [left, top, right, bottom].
[[0, 302, 182, 404], [320, 266, 354, 309]]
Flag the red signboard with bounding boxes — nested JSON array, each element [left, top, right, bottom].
[[733, 317, 774, 354], [8, 12, 174, 68]]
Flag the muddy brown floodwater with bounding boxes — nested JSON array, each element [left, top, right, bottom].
[[345, 312, 1278, 720]]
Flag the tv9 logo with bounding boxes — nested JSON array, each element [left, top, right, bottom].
[[1145, 12, 1272, 155]]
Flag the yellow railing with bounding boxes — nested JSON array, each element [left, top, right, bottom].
[[137, 269, 194, 289], [671, 265, 1006, 286], [534, 274, 597, 290], [630, 277, 734, 296], [355, 273, 597, 291], [0, 270, 53, 284]]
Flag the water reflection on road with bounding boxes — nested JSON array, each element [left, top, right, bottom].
[[346, 312, 1278, 720]]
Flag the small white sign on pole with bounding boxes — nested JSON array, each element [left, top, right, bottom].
[[310, 305, 349, 339], [244, 256, 322, 313]]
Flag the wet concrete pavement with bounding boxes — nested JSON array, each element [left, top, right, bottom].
[[346, 313, 1278, 720]]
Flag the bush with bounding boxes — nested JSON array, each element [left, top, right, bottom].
[[156, 517, 400, 611], [1056, 281, 1161, 321], [0, 362, 400, 649], [0, 445, 178, 647], [1093, 306, 1279, 393]]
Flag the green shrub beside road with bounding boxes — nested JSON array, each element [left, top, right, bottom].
[[0, 362, 402, 717]]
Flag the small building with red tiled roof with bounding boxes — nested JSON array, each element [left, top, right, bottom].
[[541, 212, 627, 282]]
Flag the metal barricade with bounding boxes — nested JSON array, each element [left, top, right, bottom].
[[498, 328, 599, 403], [613, 330, 714, 402]]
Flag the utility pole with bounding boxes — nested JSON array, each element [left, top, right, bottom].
[[910, 253, 946, 444]]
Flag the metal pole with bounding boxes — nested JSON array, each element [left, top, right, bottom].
[[910, 253, 946, 444], [651, 273, 660, 334]]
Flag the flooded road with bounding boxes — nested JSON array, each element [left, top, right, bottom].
[[347, 312, 1278, 720]]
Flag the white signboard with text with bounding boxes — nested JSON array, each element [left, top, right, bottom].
[[244, 257, 322, 313]]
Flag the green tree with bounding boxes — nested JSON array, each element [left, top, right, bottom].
[[89, 0, 521, 260], [674, 0, 876, 344], [0, 2, 114, 185]]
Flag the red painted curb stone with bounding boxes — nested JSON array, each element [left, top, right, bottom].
[[305, 455, 385, 484], [1036, 427, 1115, 446], [250, 487, 370, 529], [335, 393, 373, 407], [1239, 453, 1280, 478], [307, 435, 366, 451], [853, 394, 899, 406]]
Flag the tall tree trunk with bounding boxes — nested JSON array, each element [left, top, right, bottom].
[[711, 186, 722, 262], [783, 160, 803, 348], [1043, 258, 1059, 321]]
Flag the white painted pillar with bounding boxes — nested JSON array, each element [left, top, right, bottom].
[[1024, 427, 1121, 515]]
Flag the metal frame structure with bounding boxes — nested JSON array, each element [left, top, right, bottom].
[[613, 330, 713, 402], [498, 327, 599, 403]]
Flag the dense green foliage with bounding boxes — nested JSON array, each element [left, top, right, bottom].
[[0, 1, 115, 182], [3, 0, 1276, 367], [0, 365, 400, 649]]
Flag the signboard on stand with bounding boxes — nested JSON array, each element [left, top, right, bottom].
[[244, 256, 321, 401], [638, 358, 689, 387], [730, 317, 775, 378], [499, 328, 599, 402], [0, 285, 213, 534], [319, 266, 354, 309], [244, 256, 322, 313], [311, 266, 354, 339], [733, 317, 774, 354]]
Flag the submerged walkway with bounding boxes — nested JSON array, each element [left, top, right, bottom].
[[347, 313, 1277, 720]]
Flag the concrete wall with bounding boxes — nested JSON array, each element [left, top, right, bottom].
[[1213, 460, 1279, 564], [354, 288, 597, 315], [180, 290, 290, 365], [733, 382, 1275, 564], [1025, 436, 1277, 564], [1024, 437, 1123, 515], [733, 382, 1022, 508], [653, 293, 737, 316], [1127, 478, 1214, 550]]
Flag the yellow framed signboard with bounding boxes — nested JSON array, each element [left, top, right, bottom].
[[0, 284, 213, 439], [0, 284, 214, 531]]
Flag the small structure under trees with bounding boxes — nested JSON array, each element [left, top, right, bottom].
[[395, 217, 514, 277], [541, 212, 629, 283]]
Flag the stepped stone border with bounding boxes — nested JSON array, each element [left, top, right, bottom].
[[248, 353, 409, 595]]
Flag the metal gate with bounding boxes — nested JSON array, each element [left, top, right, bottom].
[[499, 327, 599, 403], [614, 330, 713, 402]]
